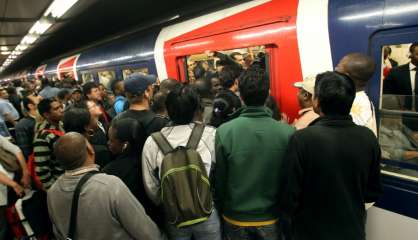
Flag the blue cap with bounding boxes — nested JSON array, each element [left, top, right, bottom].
[[124, 73, 156, 95]]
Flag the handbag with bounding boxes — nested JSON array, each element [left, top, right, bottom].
[[0, 146, 20, 172]]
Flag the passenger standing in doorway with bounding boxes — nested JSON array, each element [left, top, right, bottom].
[[215, 67, 295, 240], [292, 76, 319, 129], [278, 72, 382, 240], [336, 53, 377, 135]]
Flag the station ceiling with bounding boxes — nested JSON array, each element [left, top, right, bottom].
[[0, 0, 246, 77]]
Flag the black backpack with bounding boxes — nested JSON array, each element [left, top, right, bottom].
[[151, 124, 213, 228]]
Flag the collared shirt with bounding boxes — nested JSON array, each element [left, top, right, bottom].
[[350, 91, 377, 136], [293, 107, 319, 130], [410, 62, 417, 93]]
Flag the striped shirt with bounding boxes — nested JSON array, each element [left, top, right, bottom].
[[33, 120, 65, 190]]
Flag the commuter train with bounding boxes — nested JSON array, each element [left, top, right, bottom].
[[6, 0, 418, 238]]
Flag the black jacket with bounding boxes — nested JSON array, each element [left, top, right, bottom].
[[279, 116, 382, 240], [383, 63, 414, 110]]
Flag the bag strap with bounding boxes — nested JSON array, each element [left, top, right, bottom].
[[186, 123, 205, 150], [151, 132, 173, 155], [43, 129, 65, 137], [67, 171, 99, 240]]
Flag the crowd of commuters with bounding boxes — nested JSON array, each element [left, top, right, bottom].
[[0, 51, 382, 240]]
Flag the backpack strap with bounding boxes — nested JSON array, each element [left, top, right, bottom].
[[151, 132, 173, 155], [67, 171, 99, 240], [186, 123, 205, 150]]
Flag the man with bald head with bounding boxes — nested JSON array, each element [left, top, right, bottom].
[[336, 53, 377, 135], [48, 132, 164, 240]]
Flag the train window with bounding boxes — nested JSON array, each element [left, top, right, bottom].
[[82, 72, 94, 83], [185, 46, 266, 84], [122, 67, 148, 79], [98, 70, 115, 89], [380, 43, 418, 179]]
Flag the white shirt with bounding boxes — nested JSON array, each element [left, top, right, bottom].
[[410, 62, 417, 93], [142, 123, 216, 205], [0, 136, 20, 206], [350, 91, 377, 136]]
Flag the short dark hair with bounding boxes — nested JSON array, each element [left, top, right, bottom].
[[219, 67, 239, 89], [314, 71, 355, 116], [110, 78, 123, 94], [38, 98, 58, 117], [63, 106, 91, 134], [166, 85, 199, 124], [110, 117, 144, 145], [409, 42, 418, 54], [22, 96, 35, 112], [151, 91, 167, 114], [238, 66, 269, 106], [54, 132, 87, 170], [265, 95, 281, 121], [210, 89, 241, 127], [160, 78, 180, 94], [193, 62, 206, 80], [57, 89, 71, 100], [193, 79, 213, 99], [82, 81, 98, 97]]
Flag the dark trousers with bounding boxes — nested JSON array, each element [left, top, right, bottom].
[[0, 206, 9, 240], [223, 220, 282, 240]]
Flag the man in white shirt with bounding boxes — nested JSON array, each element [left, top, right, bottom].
[[336, 53, 377, 135]]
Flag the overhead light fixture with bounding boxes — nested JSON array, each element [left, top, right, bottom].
[[11, 51, 22, 55], [16, 45, 28, 51], [1, 51, 11, 55], [0, 46, 8, 51], [44, 0, 79, 18], [21, 34, 38, 45], [29, 18, 53, 35], [9, 55, 16, 59]]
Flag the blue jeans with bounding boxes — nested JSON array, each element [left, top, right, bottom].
[[223, 220, 282, 240], [167, 209, 222, 240]]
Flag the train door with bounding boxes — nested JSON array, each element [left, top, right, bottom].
[[367, 27, 418, 240]]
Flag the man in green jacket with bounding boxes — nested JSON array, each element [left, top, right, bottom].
[[215, 66, 295, 240]]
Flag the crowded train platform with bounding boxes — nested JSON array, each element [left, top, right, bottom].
[[0, 0, 417, 240]]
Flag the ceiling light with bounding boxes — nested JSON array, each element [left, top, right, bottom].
[[1, 51, 11, 55], [44, 0, 78, 18], [16, 45, 28, 51], [0, 46, 8, 51], [21, 34, 38, 45], [9, 55, 16, 59], [29, 18, 53, 35], [11, 51, 22, 55]]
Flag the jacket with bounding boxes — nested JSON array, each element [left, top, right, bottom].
[[278, 116, 382, 240], [214, 106, 295, 222]]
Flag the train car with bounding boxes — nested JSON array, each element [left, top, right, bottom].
[[10, 0, 418, 239]]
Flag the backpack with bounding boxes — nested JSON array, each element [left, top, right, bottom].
[[0, 145, 20, 172], [151, 124, 213, 228]]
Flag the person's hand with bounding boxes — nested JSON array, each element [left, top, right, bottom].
[[12, 182, 24, 197], [20, 171, 31, 189], [205, 50, 214, 58], [281, 113, 290, 124]]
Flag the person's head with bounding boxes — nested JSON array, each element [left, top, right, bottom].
[[22, 94, 40, 115], [230, 52, 244, 66], [63, 106, 93, 137], [383, 46, 392, 59], [409, 42, 418, 66], [313, 71, 356, 116], [219, 67, 239, 92], [294, 75, 315, 109], [72, 89, 82, 102], [159, 78, 180, 94], [151, 91, 168, 116], [41, 77, 51, 88], [108, 118, 145, 155], [6, 87, 16, 95], [193, 62, 207, 80], [57, 89, 71, 103], [166, 85, 200, 124], [98, 83, 107, 98], [205, 72, 222, 95], [193, 78, 213, 99], [62, 78, 74, 89], [74, 100, 102, 121], [82, 82, 102, 102], [124, 73, 156, 106], [210, 89, 242, 127], [54, 132, 95, 170], [238, 66, 269, 106], [335, 53, 375, 90], [110, 79, 124, 96], [0, 88, 9, 99], [38, 98, 64, 123], [265, 95, 281, 121]]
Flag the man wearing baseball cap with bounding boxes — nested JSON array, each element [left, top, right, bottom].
[[115, 72, 168, 227], [292, 75, 319, 129]]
